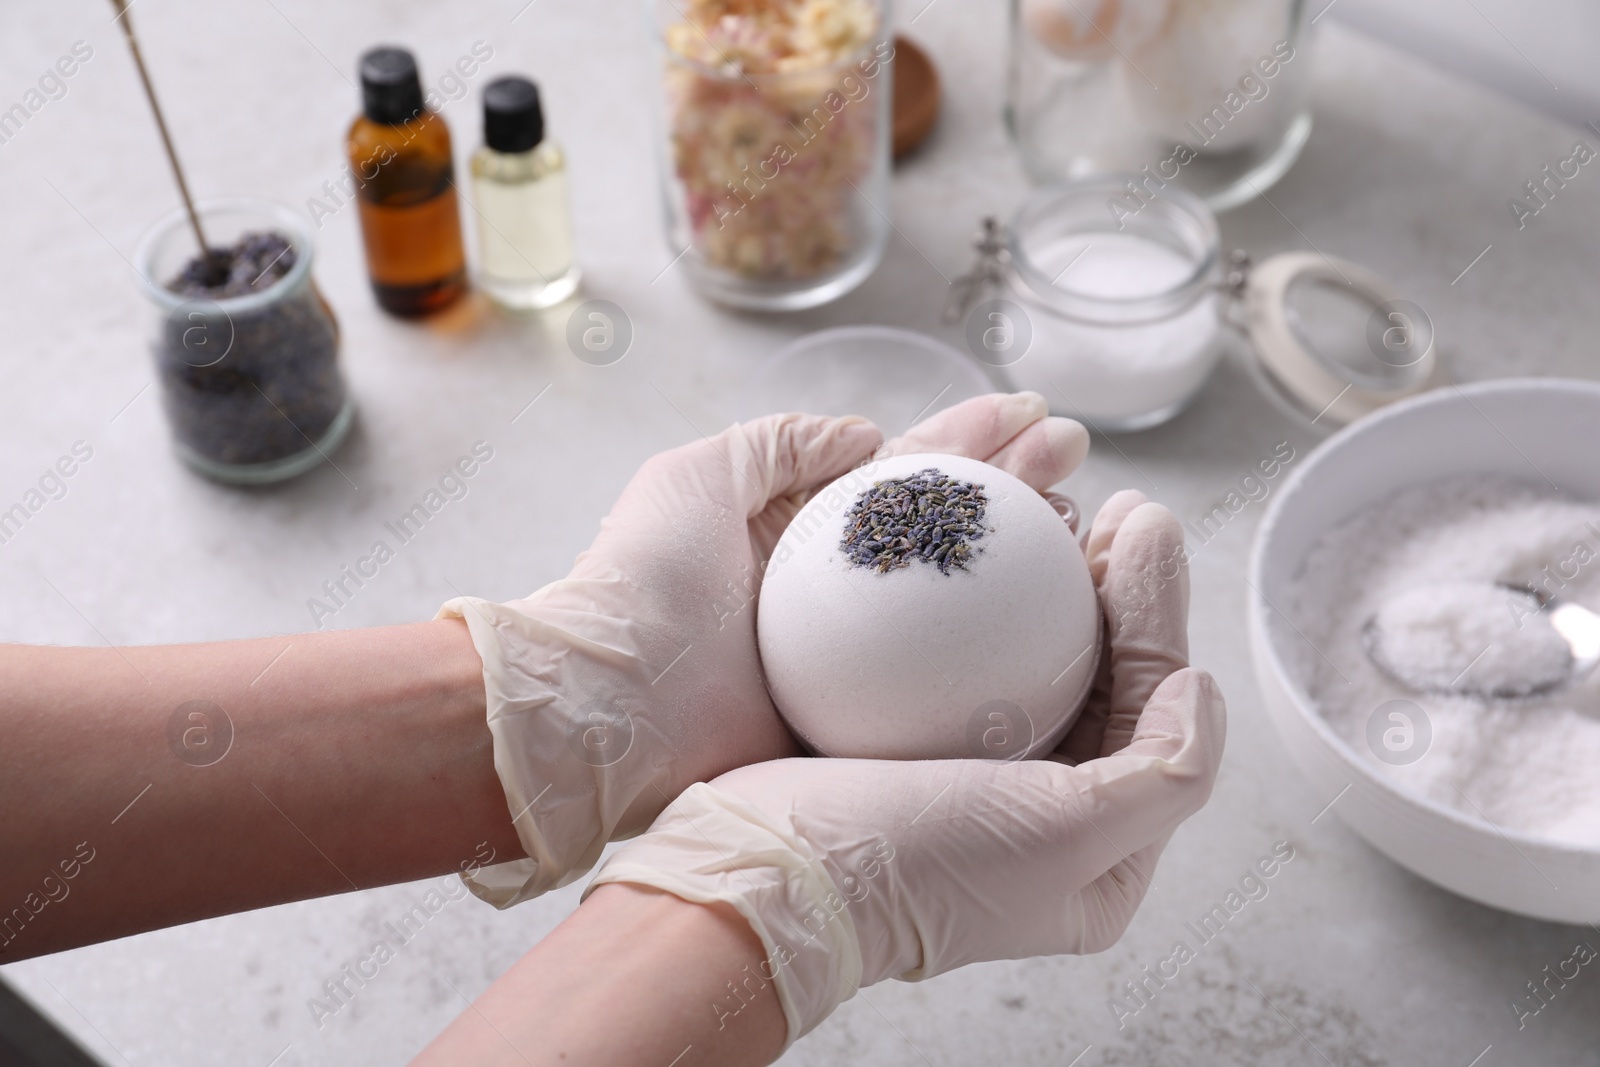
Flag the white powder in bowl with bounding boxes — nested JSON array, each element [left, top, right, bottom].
[[1364, 581, 1572, 698], [1284, 476, 1600, 848]]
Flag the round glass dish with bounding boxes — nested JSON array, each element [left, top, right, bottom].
[[135, 199, 353, 484], [649, 0, 894, 311], [991, 177, 1225, 432], [739, 326, 994, 437]]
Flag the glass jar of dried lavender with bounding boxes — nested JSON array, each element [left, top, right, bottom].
[[135, 199, 353, 484]]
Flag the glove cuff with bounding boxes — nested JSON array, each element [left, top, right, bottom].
[[585, 782, 864, 1049], [438, 594, 639, 906]]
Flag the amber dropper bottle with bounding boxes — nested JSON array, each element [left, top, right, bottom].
[[347, 46, 467, 316]]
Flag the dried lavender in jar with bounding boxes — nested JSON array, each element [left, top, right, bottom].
[[158, 231, 346, 468]]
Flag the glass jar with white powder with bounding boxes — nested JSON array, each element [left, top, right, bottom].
[[947, 176, 1446, 433], [951, 178, 1224, 432]]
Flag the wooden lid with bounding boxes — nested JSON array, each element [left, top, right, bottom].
[[892, 35, 940, 160]]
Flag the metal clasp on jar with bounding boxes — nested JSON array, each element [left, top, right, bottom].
[[1217, 248, 1255, 330], [942, 216, 1011, 326]]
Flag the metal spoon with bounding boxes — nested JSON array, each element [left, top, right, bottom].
[[1362, 581, 1600, 700], [1531, 584, 1600, 680]]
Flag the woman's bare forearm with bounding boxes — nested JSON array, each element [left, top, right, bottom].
[[0, 620, 522, 960], [411, 884, 786, 1067]]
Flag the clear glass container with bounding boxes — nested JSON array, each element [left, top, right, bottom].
[[948, 175, 1447, 435], [135, 199, 354, 484], [649, 0, 893, 310], [1006, 0, 1314, 211], [471, 140, 581, 310], [951, 178, 1224, 432]]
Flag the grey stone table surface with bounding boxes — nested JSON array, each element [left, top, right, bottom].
[[3, 1, 1599, 1064]]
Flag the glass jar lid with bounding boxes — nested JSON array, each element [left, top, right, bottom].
[[1239, 250, 1443, 427]]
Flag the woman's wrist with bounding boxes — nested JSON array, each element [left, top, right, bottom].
[[349, 619, 516, 878], [413, 883, 787, 1067]]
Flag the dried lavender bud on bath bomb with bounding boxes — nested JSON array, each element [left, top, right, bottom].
[[757, 452, 1100, 760], [839, 467, 989, 575]]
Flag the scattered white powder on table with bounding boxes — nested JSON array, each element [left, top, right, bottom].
[[1285, 475, 1600, 847]]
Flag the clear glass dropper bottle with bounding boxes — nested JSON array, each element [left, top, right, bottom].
[[470, 76, 580, 310]]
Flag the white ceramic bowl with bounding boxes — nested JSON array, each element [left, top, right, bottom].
[[1249, 378, 1600, 923]]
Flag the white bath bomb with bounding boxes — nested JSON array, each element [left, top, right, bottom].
[[758, 453, 1100, 760]]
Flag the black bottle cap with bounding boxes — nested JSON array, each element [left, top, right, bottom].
[[483, 76, 544, 153], [360, 46, 425, 125]]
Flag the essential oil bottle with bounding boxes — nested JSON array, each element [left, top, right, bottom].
[[347, 46, 467, 316], [469, 76, 579, 310]]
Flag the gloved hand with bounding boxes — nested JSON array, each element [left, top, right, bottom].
[[586, 491, 1226, 1047], [441, 392, 1090, 905]]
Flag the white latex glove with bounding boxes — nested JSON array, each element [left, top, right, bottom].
[[587, 491, 1226, 1047], [441, 393, 1089, 904]]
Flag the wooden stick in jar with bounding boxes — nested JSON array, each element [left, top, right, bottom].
[[108, 0, 215, 268]]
